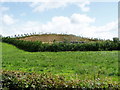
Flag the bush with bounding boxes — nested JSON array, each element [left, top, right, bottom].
[[2, 37, 43, 52], [2, 70, 120, 89], [2, 37, 120, 52], [113, 37, 119, 43]]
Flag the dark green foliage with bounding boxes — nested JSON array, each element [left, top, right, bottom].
[[2, 70, 120, 89], [113, 37, 119, 43], [2, 37, 120, 52], [2, 37, 42, 52]]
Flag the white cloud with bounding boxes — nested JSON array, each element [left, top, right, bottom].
[[1, 13, 117, 40], [0, 26, 3, 35], [0, 6, 9, 13], [94, 21, 118, 39], [97, 21, 117, 33], [30, 1, 68, 12], [0, 0, 118, 2], [2, 14, 17, 25], [30, 0, 90, 12], [77, 1, 90, 12], [20, 21, 42, 32], [71, 13, 95, 23]]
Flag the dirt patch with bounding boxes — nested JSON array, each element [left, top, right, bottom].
[[19, 34, 92, 43]]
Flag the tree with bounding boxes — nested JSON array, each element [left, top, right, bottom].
[[113, 37, 119, 43]]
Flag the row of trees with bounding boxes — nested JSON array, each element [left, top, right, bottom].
[[2, 37, 120, 52], [3, 33, 72, 38], [2, 33, 105, 42]]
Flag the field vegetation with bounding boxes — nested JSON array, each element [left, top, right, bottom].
[[1, 34, 120, 89], [1, 42, 120, 89], [2, 36, 120, 52]]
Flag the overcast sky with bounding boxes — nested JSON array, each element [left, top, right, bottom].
[[0, 0, 118, 40]]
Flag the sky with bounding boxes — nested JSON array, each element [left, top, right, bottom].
[[0, 0, 118, 40]]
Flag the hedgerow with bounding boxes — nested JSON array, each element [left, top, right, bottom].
[[2, 70, 120, 89], [1, 37, 120, 52]]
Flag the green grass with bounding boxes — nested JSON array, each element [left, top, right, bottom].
[[2, 42, 119, 82]]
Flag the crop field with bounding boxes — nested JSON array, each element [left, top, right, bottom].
[[2, 42, 119, 82]]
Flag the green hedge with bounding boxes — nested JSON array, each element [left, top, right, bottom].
[[2, 37, 120, 52], [2, 70, 120, 89]]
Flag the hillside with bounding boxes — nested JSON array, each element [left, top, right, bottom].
[[2, 42, 118, 77], [2, 42, 119, 89], [18, 34, 99, 43]]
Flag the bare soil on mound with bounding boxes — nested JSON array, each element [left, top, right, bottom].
[[19, 34, 92, 43]]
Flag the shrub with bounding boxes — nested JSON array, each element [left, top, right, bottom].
[[2, 37, 120, 52], [113, 37, 119, 43], [2, 70, 120, 89]]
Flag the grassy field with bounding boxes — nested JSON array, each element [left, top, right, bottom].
[[2, 42, 119, 82]]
